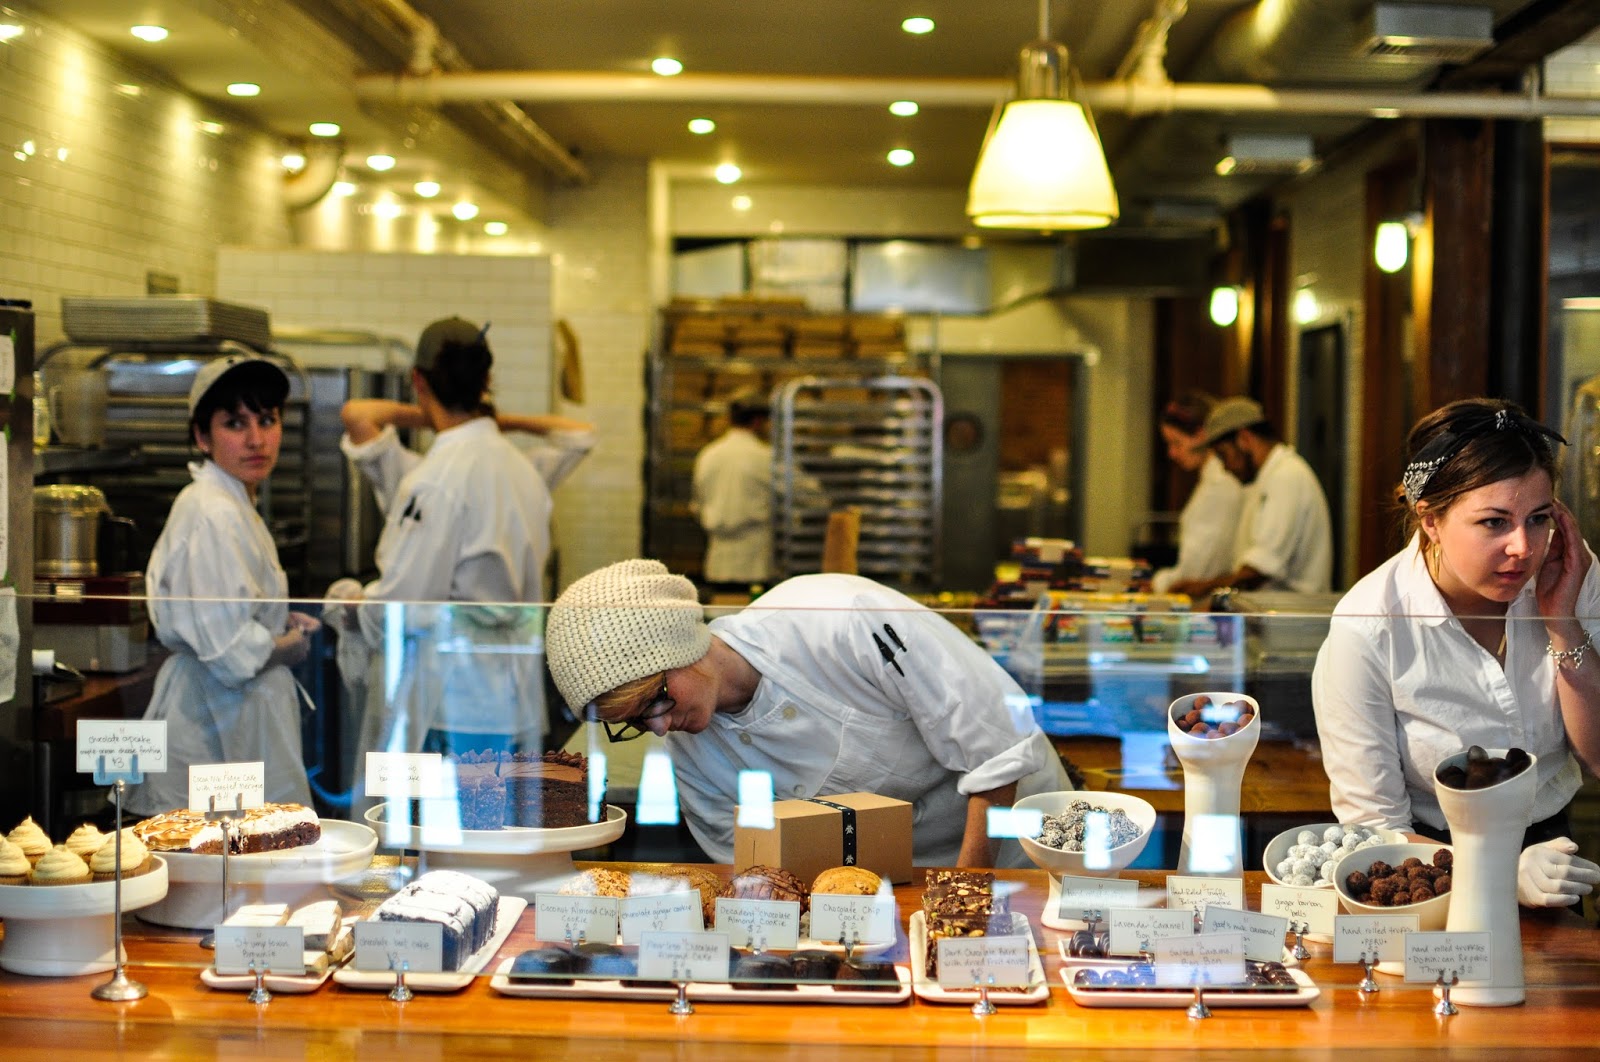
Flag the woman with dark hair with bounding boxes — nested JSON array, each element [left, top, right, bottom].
[[337, 317, 593, 756], [1150, 390, 1243, 594], [1312, 398, 1600, 908], [126, 355, 318, 815]]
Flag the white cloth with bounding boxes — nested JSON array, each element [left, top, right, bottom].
[[692, 427, 773, 583], [127, 461, 310, 815], [1311, 537, 1594, 833], [663, 573, 1070, 867], [1151, 454, 1244, 594], [1231, 444, 1333, 593], [341, 419, 552, 751], [520, 427, 596, 492]]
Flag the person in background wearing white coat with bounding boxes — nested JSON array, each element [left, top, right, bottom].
[[1149, 391, 1243, 595], [126, 355, 319, 816], [336, 317, 593, 759], [692, 392, 775, 595], [546, 559, 1071, 868]]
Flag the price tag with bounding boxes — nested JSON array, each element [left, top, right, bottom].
[[713, 897, 801, 950], [188, 762, 264, 813], [1165, 875, 1244, 919], [934, 934, 1032, 989], [213, 926, 305, 976], [1403, 931, 1491, 983], [1259, 883, 1340, 937], [1200, 906, 1290, 963], [638, 931, 732, 983], [1152, 930, 1246, 988], [533, 893, 620, 945], [77, 720, 167, 775], [808, 893, 897, 946], [365, 752, 447, 800], [1055, 874, 1139, 922], [1332, 914, 1418, 963], [618, 891, 703, 945], [1107, 908, 1194, 957], [353, 921, 445, 974]]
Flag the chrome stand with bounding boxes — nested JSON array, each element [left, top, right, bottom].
[[1186, 983, 1212, 1020], [90, 768, 147, 1002], [1358, 951, 1380, 995], [970, 973, 997, 1017], [1433, 970, 1459, 1017]]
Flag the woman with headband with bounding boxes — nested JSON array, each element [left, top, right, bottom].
[[1149, 390, 1243, 595], [1312, 398, 1600, 908]]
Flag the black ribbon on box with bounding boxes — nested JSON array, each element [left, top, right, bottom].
[[805, 797, 857, 866]]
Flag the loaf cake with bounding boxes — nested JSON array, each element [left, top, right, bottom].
[[452, 750, 593, 830], [922, 869, 1011, 979], [133, 803, 321, 855], [374, 870, 499, 971]]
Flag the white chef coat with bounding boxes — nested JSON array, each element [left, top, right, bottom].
[[341, 419, 553, 750], [1311, 536, 1592, 833], [692, 427, 773, 583], [664, 573, 1071, 866], [1231, 443, 1333, 593], [126, 461, 311, 816], [1151, 454, 1244, 594]]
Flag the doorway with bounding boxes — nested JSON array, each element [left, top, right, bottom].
[[1295, 323, 1346, 587]]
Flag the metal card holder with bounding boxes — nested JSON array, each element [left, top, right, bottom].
[[90, 755, 147, 1002]]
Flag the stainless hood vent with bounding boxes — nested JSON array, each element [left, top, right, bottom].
[[1355, 3, 1494, 63]]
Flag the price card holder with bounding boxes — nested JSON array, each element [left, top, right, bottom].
[[638, 931, 733, 983], [934, 934, 1031, 989], [1165, 875, 1244, 922], [79, 720, 166, 780], [1259, 883, 1339, 939], [1056, 874, 1139, 923], [1403, 931, 1491, 984], [1332, 914, 1419, 964], [354, 921, 445, 975], [1200, 906, 1290, 963], [713, 897, 801, 950], [619, 891, 703, 945], [533, 893, 620, 946], [1107, 908, 1195, 957], [188, 762, 265, 814], [1152, 930, 1246, 988], [214, 926, 306, 976], [808, 893, 897, 948]]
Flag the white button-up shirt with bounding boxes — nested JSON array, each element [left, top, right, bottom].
[[1233, 443, 1333, 593], [1311, 537, 1593, 832], [692, 427, 773, 583], [1152, 453, 1244, 593]]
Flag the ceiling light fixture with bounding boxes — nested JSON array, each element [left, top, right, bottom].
[[309, 122, 341, 137], [966, 0, 1118, 231], [731, 195, 752, 212], [366, 154, 396, 171], [0, 24, 24, 42], [413, 180, 440, 198], [688, 118, 715, 134], [651, 57, 683, 76], [889, 101, 919, 117], [714, 162, 742, 185], [1293, 285, 1321, 325], [901, 17, 935, 35], [887, 149, 915, 167], [1209, 286, 1240, 328], [226, 83, 260, 97], [452, 201, 480, 221], [130, 25, 168, 43], [281, 153, 306, 171], [1374, 219, 1412, 273], [332, 180, 356, 197], [373, 200, 403, 220], [484, 221, 509, 236]]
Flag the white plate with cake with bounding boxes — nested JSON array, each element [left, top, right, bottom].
[[907, 911, 1050, 1005], [333, 870, 526, 992], [0, 857, 170, 976], [363, 801, 626, 855], [134, 805, 379, 884], [200, 907, 357, 994]]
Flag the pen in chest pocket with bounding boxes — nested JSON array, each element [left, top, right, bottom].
[[871, 632, 905, 677]]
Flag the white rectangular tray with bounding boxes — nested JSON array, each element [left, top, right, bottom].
[[489, 956, 911, 1004], [908, 911, 1049, 1006], [1060, 963, 1319, 1008], [331, 896, 526, 993], [200, 923, 355, 994]]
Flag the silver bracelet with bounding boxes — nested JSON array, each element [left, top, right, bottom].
[[1546, 633, 1595, 669]]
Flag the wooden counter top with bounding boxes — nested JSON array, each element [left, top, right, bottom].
[[36, 650, 163, 742], [1061, 736, 1333, 816], [1, 864, 1595, 1059]]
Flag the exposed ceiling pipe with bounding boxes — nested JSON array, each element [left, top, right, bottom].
[[1114, 0, 1188, 83], [282, 144, 345, 210]]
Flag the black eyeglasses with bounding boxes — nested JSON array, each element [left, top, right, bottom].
[[598, 676, 674, 743]]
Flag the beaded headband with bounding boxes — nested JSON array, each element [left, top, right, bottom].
[[1401, 405, 1566, 506]]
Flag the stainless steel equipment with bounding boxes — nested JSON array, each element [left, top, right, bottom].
[[33, 484, 110, 577], [34, 574, 149, 674]]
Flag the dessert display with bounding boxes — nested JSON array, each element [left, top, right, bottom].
[[558, 867, 633, 899], [5, 816, 50, 863], [811, 866, 882, 896], [730, 949, 798, 990], [1031, 800, 1143, 853], [721, 864, 810, 911], [1272, 824, 1390, 887], [921, 870, 1010, 979], [0, 838, 30, 885], [556, 865, 723, 923], [29, 845, 91, 886], [1072, 959, 1299, 992], [1436, 746, 1532, 790], [1066, 927, 1111, 958], [1172, 694, 1255, 738], [374, 870, 501, 971], [510, 946, 577, 984], [133, 803, 321, 854], [453, 750, 593, 829], [224, 902, 291, 927], [287, 899, 344, 952], [1344, 851, 1453, 907], [63, 823, 107, 861], [88, 829, 153, 882]]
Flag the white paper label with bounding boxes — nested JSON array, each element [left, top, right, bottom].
[[808, 893, 897, 945], [213, 926, 305, 976], [1152, 930, 1247, 988], [1403, 931, 1492, 984], [1332, 914, 1419, 963], [77, 720, 167, 774], [934, 934, 1032, 989], [365, 752, 447, 800], [188, 762, 265, 813], [353, 921, 445, 974], [1165, 875, 1244, 919], [1055, 874, 1139, 922], [638, 931, 732, 983], [0, 335, 13, 393], [618, 891, 703, 944], [1259, 883, 1340, 938], [1200, 906, 1290, 963], [1107, 908, 1195, 957], [713, 897, 801, 950], [533, 893, 620, 946]]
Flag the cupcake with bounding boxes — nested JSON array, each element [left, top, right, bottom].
[[6, 816, 51, 865], [29, 844, 91, 886], [89, 829, 152, 882], [0, 837, 30, 885], [64, 823, 107, 861]]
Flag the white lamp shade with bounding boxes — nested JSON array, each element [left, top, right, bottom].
[[967, 99, 1119, 230], [1374, 220, 1410, 273]]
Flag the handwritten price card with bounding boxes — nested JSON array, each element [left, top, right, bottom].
[[1055, 874, 1139, 923], [1260, 883, 1340, 938], [1332, 914, 1419, 963], [808, 893, 897, 945], [1165, 875, 1244, 920], [934, 934, 1032, 989], [77, 720, 167, 775], [1403, 931, 1491, 984], [1107, 908, 1195, 957], [1152, 930, 1246, 988], [214, 926, 305, 976], [638, 931, 732, 983], [365, 752, 447, 799], [188, 762, 264, 813], [534, 893, 620, 945], [1200, 906, 1290, 963], [353, 921, 444, 974], [619, 891, 703, 945], [714, 897, 801, 949]]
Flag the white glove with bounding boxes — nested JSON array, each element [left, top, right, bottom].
[[1516, 837, 1600, 908]]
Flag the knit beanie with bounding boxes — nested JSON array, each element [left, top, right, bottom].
[[547, 559, 713, 711]]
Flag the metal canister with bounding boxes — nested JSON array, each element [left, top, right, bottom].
[[34, 484, 110, 577]]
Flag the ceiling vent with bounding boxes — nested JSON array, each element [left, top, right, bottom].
[[1215, 134, 1317, 176], [1355, 3, 1494, 63]]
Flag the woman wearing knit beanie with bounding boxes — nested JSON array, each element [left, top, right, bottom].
[[548, 560, 1070, 868]]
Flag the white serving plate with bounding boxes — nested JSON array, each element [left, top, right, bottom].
[[199, 922, 355, 994], [331, 895, 526, 993], [907, 911, 1049, 1006], [155, 819, 379, 885], [0, 858, 170, 976], [489, 956, 912, 1004], [364, 803, 626, 855], [1060, 963, 1320, 1008]]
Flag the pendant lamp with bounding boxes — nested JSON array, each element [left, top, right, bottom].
[[966, 0, 1118, 231]]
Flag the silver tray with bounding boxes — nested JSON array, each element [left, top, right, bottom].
[[62, 296, 271, 348]]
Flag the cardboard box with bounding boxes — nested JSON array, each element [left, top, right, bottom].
[[734, 792, 913, 885]]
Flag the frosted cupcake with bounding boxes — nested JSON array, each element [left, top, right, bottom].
[[6, 816, 51, 865], [30, 844, 91, 886], [89, 829, 152, 882], [0, 837, 29, 885], [64, 823, 107, 861]]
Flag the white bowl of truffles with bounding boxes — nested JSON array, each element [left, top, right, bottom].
[[1262, 822, 1407, 889], [1015, 791, 1158, 878]]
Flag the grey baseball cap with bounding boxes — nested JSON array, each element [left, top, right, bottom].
[[415, 316, 490, 371], [1200, 396, 1267, 445], [187, 354, 289, 417]]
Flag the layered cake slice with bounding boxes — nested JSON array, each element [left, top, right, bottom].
[[134, 803, 321, 855], [451, 751, 594, 830], [374, 870, 500, 971], [922, 870, 1011, 979]]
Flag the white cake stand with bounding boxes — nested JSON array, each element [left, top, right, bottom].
[[363, 802, 627, 901], [0, 859, 170, 976], [136, 819, 379, 929]]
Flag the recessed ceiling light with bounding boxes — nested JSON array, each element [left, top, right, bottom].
[[130, 25, 168, 43], [651, 57, 683, 76], [452, 201, 479, 221], [901, 17, 935, 35], [0, 24, 24, 41], [413, 180, 440, 198], [887, 149, 915, 167], [688, 118, 716, 135], [731, 195, 752, 212], [309, 122, 340, 137], [889, 100, 919, 117], [281, 153, 305, 171], [373, 200, 404, 219], [332, 180, 356, 197], [484, 221, 508, 236], [714, 162, 742, 185], [366, 154, 396, 171], [226, 82, 260, 97]]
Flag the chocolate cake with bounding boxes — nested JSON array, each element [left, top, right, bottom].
[[133, 803, 321, 855], [374, 870, 499, 971], [922, 869, 1011, 979], [452, 750, 593, 830], [510, 946, 576, 984]]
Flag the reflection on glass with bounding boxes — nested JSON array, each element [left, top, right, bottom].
[[1119, 730, 1180, 790], [1185, 813, 1242, 875], [985, 805, 1043, 840], [636, 749, 681, 826], [736, 770, 775, 829]]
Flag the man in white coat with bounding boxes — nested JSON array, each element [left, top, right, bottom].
[[692, 392, 775, 594]]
